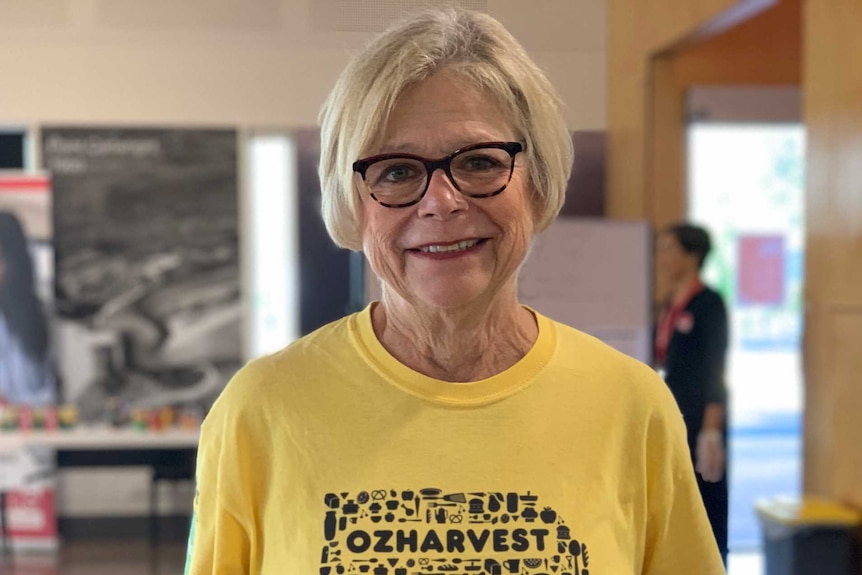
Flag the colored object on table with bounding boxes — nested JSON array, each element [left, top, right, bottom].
[[43, 406, 59, 431], [1, 405, 18, 431], [159, 406, 176, 429], [130, 409, 148, 431], [58, 404, 79, 430], [33, 407, 46, 430], [147, 410, 163, 431], [179, 407, 202, 430], [17, 406, 33, 431]]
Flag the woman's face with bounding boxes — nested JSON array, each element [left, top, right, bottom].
[[655, 232, 695, 282], [359, 70, 535, 309]]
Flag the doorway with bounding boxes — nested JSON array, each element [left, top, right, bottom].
[[687, 87, 805, 556]]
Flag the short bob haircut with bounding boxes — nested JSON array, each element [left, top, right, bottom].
[[319, 8, 574, 251], [663, 223, 712, 270]]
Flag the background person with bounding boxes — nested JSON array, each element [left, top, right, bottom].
[[655, 223, 730, 565]]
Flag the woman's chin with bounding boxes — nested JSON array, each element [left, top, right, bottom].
[[405, 280, 490, 311]]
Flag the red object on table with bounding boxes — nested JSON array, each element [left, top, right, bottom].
[[43, 408, 58, 432], [17, 407, 33, 432]]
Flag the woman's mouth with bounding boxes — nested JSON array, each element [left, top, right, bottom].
[[409, 238, 488, 256]]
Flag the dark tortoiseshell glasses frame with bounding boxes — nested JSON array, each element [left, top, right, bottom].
[[352, 141, 525, 208]]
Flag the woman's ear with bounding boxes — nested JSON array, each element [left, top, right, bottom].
[[528, 183, 545, 231]]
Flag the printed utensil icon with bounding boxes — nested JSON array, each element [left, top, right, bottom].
[[443, 493, 467, 503], [569, 539, 582, 575]]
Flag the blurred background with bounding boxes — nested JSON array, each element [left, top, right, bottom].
[[1, 1, 860, 574]]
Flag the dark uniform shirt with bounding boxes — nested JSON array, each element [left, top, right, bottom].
[[661, 287, 729, 451]]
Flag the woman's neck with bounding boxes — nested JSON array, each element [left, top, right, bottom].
[[671, 270, 701, 305], [371, 286, 538, 383]]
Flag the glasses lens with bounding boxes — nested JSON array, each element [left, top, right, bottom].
[[450, 147, 514, 196], [364, 158, 427, 206]]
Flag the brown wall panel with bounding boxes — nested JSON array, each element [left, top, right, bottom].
[[829, 310, 862, 508], [671, 0, 801, 85], [803, 0, 862, 512]]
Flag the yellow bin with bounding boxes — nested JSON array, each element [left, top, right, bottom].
[[756, 497, 861, 575]]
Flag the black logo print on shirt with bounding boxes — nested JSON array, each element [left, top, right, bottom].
[[319, 488, 592, 575]]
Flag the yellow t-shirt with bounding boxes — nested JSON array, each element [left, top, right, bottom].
[[186, 305, 725, 575]]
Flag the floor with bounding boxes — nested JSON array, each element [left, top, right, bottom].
[[1, 544, 765, 575], [729, 551, 765, 575], [0, 541, 186, 575]]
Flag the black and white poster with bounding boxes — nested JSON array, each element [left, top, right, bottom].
[[41, 128, 241, 421]]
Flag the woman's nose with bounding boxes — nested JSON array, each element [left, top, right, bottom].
[[417, 168, 468, 219]]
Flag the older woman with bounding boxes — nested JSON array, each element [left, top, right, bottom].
[[186, 9, 725, 575]]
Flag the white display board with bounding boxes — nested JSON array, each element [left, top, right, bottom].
[[518, 218, 652, 363]]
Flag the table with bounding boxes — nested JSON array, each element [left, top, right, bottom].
[[0, 428, 200, 553]]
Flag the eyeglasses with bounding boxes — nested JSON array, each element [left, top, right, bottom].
[[352, 141, 525, 208]]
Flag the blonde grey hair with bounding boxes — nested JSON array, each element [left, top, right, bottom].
[[319, 8, 573, 250]]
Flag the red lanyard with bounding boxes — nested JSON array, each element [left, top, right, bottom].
[[655, 278, 704, 367]]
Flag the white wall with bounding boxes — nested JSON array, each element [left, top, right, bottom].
[[0, 0, 606, 130], [0, 0, 607, 519]]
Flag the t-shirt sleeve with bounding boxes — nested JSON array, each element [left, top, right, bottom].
[[184, 415, 252, 575], [641, 378, 726, 574], [185, 361, 265, 575]]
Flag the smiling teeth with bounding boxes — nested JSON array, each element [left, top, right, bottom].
[[419, 239, 480, 253]]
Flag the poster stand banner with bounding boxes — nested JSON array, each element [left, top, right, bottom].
[[0, 173, 58, 551], [40, 128, 242, 423]]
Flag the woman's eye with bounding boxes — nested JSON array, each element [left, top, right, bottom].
[[378, 164, 419, 184], [462, 155, 502, 171], [385, 166, 411, 180]]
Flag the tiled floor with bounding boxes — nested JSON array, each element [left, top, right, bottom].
[[0, 541, 186, 575]]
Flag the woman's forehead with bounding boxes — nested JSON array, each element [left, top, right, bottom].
[[372, 72, 516, 152]]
